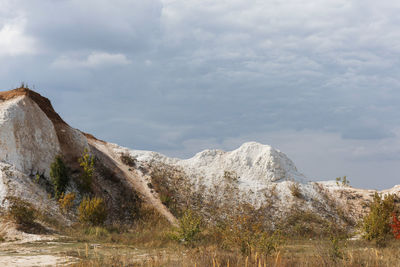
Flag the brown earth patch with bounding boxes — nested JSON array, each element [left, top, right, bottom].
[[81, 131, 105, 144], [0, 87, 86, 167], [0, 87, 66, 125]]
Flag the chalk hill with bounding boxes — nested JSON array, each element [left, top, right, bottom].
[[0, 87, 399, 239]]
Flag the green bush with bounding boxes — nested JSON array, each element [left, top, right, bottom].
[[78, 197, 107, 226], [362, 192, 395, 246], [172, 209, 202, 246], [7, 197, 37, 227], [329, 233, 346, 261], [50, 155, 69, 199], [78, 149, 95, 193]]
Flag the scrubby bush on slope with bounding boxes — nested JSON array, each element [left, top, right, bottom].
[[78, 197, 107, 226], [362, 192, 396, 246], [78, 149, 95, 193], [7, 197, 37, 227], [58, 192, 76, 214], [50, 155, 69, 199], [171, 209, 202, 246]]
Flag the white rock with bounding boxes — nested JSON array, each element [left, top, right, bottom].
[[0, 96, 61, 177]]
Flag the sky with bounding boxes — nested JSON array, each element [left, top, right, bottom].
[[0, 0, 400, 189]]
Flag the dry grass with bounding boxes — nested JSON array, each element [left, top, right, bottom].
[[69, 239, 400, 267], [65, 203, 400, 266]]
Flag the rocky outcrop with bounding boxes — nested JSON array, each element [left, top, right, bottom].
[[0, 87, 176, 226]]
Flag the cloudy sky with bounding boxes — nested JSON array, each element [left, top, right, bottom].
[[1, 0, 400, 189]]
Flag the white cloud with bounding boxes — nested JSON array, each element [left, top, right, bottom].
[[0, 18, 36, 57], [2, 0, 400, 189], [52, 52, 131, 68]]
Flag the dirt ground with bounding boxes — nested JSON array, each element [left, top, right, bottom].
[[0, 238, 170, 267]]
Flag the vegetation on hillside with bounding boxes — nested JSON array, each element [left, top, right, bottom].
[[361, 192, 396, 246], [78, 196, 107, 226], [4, 154, 400, 266], [50, 155, 69, 199], [6, 196, 37, 227], [78, 148, 95, 193]]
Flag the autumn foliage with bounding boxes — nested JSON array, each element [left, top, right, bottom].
[[391, 213, 400, 239]]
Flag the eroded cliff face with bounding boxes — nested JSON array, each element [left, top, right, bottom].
[[0, 87, 176, 227], [0, 89, 91, 226], [0, 88, 89, 176], [0, 95, 61, 178]]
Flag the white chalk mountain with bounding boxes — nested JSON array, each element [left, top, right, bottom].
[[0, 87, 399, 235]]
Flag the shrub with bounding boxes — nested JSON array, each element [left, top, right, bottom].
[[336, 176, 350, 186], [149, 162, 194, 216], [78, 197, 107, 226], [58, 192, 76, 213], [7, 197, 37, 227], [276, 208, 340, 238], [218, 213, 282, 255], [172, 209, 202, 246], [328, 231, 347, 261], [289, 182, 302, 198], [78, 149, 95, 193], [50, 155, 69, 199], [391, 213, 400, 239], [362, 192, 395, 246], [120, 153, 137, 167]]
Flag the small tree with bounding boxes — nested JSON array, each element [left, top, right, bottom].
[[78, 197, 107, 226], [172, 209, 202, 246], [78, 149, 95, 193], [362, 193, 395, 246], [58, 192, 76, 214], [50, 155, 69, 199]]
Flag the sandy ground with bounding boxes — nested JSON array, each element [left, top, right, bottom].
[[0, 238, 162, 267], [0, 240, 79, 266], [0, 255, 75, 267]]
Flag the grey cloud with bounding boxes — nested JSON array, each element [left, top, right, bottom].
[[1, 0, 400, 188]]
